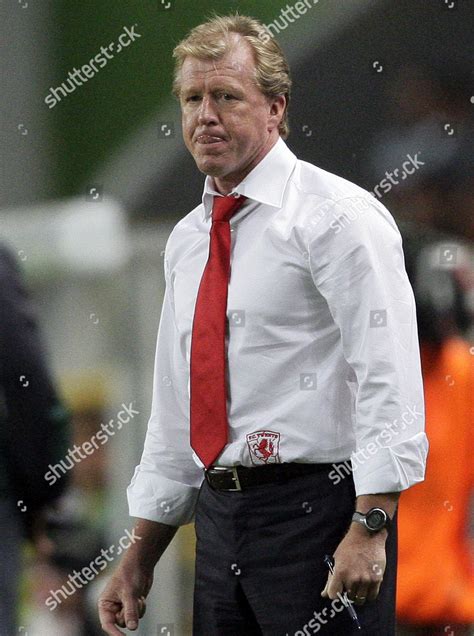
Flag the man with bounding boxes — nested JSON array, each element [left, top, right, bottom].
[[98, 15, 428, 635], [0, 243, 70, 634]]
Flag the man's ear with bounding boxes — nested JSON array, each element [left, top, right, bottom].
[[268, 94, 287, 131]]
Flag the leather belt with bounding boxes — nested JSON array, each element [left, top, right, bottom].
[[204, 462, 334, 492]]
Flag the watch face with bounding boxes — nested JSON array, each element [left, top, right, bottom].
[[366, 509, 386, 531]]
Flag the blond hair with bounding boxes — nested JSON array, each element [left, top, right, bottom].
[[172, 14, 292, 139]]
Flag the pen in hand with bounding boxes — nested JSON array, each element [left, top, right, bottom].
[[323, 554, 362, 630]]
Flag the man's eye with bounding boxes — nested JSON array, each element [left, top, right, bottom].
[[218, 93, 235, 101], [186, 95, 201, 102]]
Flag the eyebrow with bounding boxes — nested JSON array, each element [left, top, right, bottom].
[[181, 84, 243, 97]]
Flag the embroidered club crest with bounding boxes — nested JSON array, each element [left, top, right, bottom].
[[246, 430, 281, 465]]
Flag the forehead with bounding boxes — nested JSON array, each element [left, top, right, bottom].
[[179, 38, 257, 88]]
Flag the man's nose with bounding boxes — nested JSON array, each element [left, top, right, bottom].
[[197, 96, 218, 125]]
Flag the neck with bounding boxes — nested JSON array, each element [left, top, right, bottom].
[[212, 133, 280, 195]]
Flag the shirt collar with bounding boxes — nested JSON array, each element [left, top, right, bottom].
[[201, 137, 297, 221]]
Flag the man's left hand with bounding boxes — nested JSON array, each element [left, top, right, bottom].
[[321, 523, 387, 605]]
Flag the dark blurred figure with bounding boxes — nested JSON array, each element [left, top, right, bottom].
[[368, 64, 474, 242], [25, 379, 110, 635], [396, 222, 474, 635], [0, 243, 71, 635], [26, 489, 107, 636]]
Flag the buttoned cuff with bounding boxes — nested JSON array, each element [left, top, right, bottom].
[[127, 465, 203, 526], [351, 432, 429, 495]]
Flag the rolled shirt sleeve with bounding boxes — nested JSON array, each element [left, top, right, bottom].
[[127, 251, 204, 526], [306, 195, 428, 495]]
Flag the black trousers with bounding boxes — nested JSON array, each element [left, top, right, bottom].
[[193, 463, 397, 635]]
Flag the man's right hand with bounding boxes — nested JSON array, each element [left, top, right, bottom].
[[98, 519, 178, 634], [98, 563, 154, 635]]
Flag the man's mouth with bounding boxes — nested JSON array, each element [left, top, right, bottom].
[[196, 134, 227, 145]]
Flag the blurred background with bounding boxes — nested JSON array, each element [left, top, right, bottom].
[[1, 0, 473, 634]]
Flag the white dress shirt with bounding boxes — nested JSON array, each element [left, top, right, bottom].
[[127, 137, 428, 526]]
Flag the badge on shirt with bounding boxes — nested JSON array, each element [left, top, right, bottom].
[[246, 430, 281, 465]]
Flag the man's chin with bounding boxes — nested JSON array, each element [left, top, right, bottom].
[[195, 157, 229, 177]]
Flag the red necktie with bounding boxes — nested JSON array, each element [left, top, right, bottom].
[[190, 194, 247, 468]]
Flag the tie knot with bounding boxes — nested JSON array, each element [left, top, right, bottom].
[[212, 195, 246, 222]]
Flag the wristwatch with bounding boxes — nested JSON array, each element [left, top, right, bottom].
[[352, 507, 391, 533]]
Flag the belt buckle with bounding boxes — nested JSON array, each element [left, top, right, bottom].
[[229, 466, 242, 491], [208, 466, 242, 491]]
